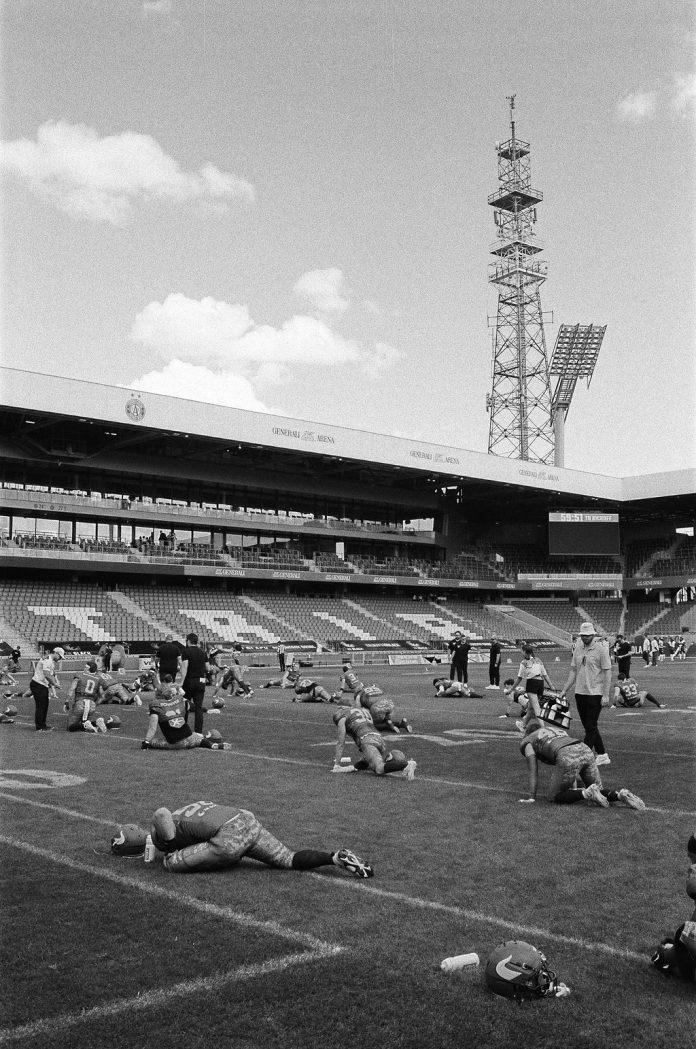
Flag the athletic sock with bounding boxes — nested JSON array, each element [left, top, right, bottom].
[[291, 849, 334, 870]]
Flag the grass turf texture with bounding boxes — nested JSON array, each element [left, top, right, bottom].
[[1, 658, 694, 1048]]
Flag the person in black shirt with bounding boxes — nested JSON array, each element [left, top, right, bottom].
[[486, 635, 502, 689], [156, 635, 182, 680], [181, 632, 211, 734], [613, 634, 632, 677], [448, 632, 471, 684]]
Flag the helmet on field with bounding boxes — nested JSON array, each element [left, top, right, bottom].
[[105, 714, 121, 729], [485, 941, 557, 1001], [362, 684, 383, 697], [110, 824, 148, 856], [4, 705, 18, 717], [205, 729, 222, 743], [388, 749, 406, 764], [212, 697, 225, 709], [332, 707, 348, 725]]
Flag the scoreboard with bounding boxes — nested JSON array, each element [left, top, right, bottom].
[[548, 512, 620, 556]]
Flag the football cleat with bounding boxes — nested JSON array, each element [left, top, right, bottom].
[[594, 753, 611, 766], [331, 763, 356, 773], [335, 848, 373, 879], [582, 783, 609, 808], [400, 759, 417, 781], [617, 788, 646, 811], [141, 740, 152, 749], [0, 713, 15, 724], [402, 721, 413, 733], [83, 720, 98, 733]]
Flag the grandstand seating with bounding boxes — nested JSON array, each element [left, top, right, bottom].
[[651, 537, 696, 576], [623, 603, 663, 637], [578, 599, 623, 635], [624, 538, 672, 577]]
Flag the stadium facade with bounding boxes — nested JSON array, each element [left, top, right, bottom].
[[1, 367, 694, 655]]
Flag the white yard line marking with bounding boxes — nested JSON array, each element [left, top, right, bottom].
[[309, 876, 647, 963], [0, 953, 335, 1045], [0, 835, 342, 954]]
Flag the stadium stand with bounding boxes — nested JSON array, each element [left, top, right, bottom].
[[578, 599, 623, 635], [623, 602, 663, 637], [512, 599, 584, 635]]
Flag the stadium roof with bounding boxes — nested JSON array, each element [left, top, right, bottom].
[[1, 367, 694, 522]]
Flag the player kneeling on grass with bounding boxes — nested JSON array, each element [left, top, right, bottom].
[[141, 674, 231, 750], [354, 689, 412, 734], [652, 831, 696, 982], [433, 677, 483, 698], [211, 662, 254, 700], [331, 706, 416, 779], [110, 800, 373, 878], [518, 703, 645, 809], [612, 674, 666, 710]]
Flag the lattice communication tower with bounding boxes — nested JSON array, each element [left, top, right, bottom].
[[486, 97, 554, 464]]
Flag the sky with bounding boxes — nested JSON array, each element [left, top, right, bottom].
[[1, 0, 694, 477]]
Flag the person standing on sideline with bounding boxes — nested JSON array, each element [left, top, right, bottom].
[[486, 635, 502, 690], [30, 647, 64, 731], [276, 641, 286, 673], [559, 622, 612, 766], [180, 632, 211, 734], [642, 636, 651, 666], [448, 631, 471, 683], [156, 635, 182, 681], [650, 636, 660, 667], [613, 634, 632, 677]]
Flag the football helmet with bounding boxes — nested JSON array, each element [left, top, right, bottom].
[[110, 824, 148, 856], [485, 941, 558, 1001], [388, 749, 406, 764], [205, 729, 222, 743], [3, 705, 18, 717], [105, 714, 121, 729], [212, 697, 225, 709]]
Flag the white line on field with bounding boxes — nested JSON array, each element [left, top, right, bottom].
[[0, 834, 342, 954], [308, 876, 648, 963], [0, 951, 335, 1045]]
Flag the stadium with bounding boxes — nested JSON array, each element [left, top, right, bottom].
[[1, 365, 695, 1048]]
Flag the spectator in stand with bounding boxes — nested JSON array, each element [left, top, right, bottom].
[[508, 646, 555, 701], [642, 636, 651, 666], [156, 635, 182, 681], [181, 632, 211, 734], [30, 647, 64, 731], [613, 634, 632, 677], [486, 635, 502, 690], [559, 623, 612, 767]]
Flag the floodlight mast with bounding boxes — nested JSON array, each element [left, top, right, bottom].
[[486, 97, 554, 464], [549, 323, 606, 467]]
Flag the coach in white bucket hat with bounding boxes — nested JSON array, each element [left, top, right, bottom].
[[559, 622, 612, 766]]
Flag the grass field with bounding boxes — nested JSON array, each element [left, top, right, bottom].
[[1, 656, 695, 1049]]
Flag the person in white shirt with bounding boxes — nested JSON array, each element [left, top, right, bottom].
[[30, 647, 64, 731]]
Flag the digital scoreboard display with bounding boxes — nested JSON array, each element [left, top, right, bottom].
[[548, 512, 620, 556]]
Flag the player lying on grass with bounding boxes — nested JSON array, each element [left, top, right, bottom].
[[261, 660, 301, 689], [292, 676, 340, 703], [331, 706, 416, 779], [97, 674, 143, 706], [111, 799, 373, 878], [339, 661, 385, 700], [518, 703, 645, 809], [432, 677, 483, 698], [354, 689, 413, 734], [130, 668, 158, 695], [64, 661, 121, 732], [651, 830, 696, 981], [141, 674, 231, 750], [611, 674, 666, 709]]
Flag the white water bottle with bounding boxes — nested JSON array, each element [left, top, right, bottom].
[[144, 833, 156, 863], [440, 953, 479, 971]]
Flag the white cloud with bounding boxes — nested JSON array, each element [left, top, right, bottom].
[[293, 268, 350, 314], [143, 0, 172, 14], [616, 90, 657, 122], [671, 72, 696, 113], [128, 360, 270, 412], [131, 293, 360, 365], [0, 121, 255, 223]]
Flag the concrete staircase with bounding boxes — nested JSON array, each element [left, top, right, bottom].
[[494, 605, 572, 647], [109, 591, 180, 641]]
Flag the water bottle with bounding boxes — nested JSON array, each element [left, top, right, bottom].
[[440, 953, 479, 971], [144, 833, 156, 863]]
